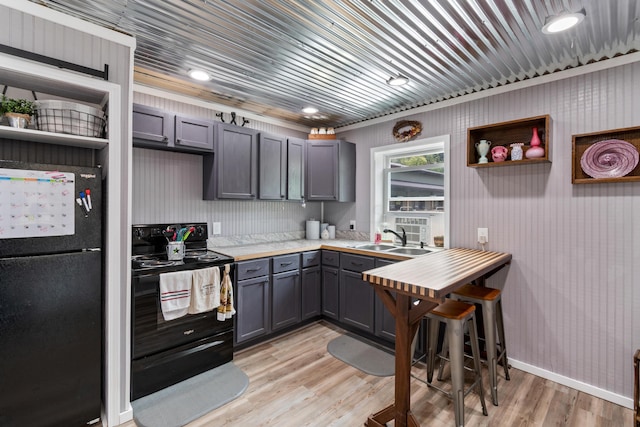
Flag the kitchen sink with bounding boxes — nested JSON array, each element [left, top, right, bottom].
[[355, 244, 397, 251], [387, 247, 432, 255]]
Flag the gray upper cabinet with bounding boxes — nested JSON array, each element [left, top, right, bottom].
[[287, 137, 305, 201], [203, 123, 258, 200], [132, 103, 214, 153], [258, 132, 287, 200], [174, 115, 215, 151], [132, 104, 174, 147], [306, 140, 356, 202]]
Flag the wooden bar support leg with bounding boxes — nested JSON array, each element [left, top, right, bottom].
[[366, 293, 437, 427]]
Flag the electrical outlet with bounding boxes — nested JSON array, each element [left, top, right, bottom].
[[349, 220, 356, 230], [477, 227, 488, 244], [212, 222, 222, 235]]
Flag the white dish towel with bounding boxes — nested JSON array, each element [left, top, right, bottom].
[[188, 267, 221, 314], [159, 270, 193, 320]]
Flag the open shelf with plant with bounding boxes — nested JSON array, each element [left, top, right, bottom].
[[467, 115, 551, 168]]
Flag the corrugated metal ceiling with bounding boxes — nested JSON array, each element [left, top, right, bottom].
[[31, 0, 640, 128]]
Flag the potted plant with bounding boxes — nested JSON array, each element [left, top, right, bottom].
[[0, 96, 35, 128]]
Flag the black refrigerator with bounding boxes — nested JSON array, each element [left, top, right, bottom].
[[0, 160, 102, 427]]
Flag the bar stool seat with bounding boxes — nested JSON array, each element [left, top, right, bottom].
[[415, 299, 488, 427], [451, 283, 510, 406]]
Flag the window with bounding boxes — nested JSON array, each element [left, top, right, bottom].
[[370, 136, 449, 248]]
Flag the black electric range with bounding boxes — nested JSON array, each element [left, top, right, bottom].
[[130, 222, 235, 400]]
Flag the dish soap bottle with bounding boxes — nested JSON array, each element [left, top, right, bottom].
[[374, 229, 382, 244]]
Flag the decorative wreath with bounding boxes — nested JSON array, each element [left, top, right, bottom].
[[393, 120, 422, 143]]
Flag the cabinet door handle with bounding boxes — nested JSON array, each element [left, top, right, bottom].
[[280, 262, 293, 266], [246, 267, 262, 272], [351, 262, 363, 267], [176, 138, 181, 143], [162, 136, 169, 142]]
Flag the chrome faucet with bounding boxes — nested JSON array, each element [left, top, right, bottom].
[[383, 227, 407, 247]]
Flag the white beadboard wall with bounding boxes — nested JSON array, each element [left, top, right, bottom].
[[132, 92, 322, 234], [332, 61, 640, 404]]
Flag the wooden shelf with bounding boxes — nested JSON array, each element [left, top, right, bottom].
[[467, 115, 551, 167], [572, 125, 640, 184]]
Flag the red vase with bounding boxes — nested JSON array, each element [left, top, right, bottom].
[[525, 127, 544, 158]]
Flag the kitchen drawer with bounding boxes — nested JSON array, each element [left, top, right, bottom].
[[302, 250, 320, 268], [272, 253, 300, 274], [322, 250, 340, 268], [236, 258, 270, 280], [340, 253, 375, 273]]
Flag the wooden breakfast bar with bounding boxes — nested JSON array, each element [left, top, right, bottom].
[[361, 248, 512, 427]]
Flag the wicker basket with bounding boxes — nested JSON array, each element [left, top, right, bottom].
[[34, 100, 106, 138]]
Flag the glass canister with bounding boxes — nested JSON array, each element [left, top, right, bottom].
[[510, 143, 524, 161]]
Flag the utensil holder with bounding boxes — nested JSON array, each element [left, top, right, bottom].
[[166, 241, 185, 260]]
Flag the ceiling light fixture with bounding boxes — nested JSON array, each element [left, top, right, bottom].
[[541, 9, 586, 34], [302, 106, 318, 114], [387, 75, 409, 86], [188, 69, 211, 81]]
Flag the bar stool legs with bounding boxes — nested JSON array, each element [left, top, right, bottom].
[[452, 284, 510, 406], [422, 300, 488, 427]]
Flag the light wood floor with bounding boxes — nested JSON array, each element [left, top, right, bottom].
[[123, 321, 632, 426]]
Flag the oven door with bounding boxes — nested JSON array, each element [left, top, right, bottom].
[[131, 329, 233, 400], [131, 272, 234, 359]]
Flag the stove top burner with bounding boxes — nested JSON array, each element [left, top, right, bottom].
[[137, 259, 180, 268], [184, 250, 221, 261]]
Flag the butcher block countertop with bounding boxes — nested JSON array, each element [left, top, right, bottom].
[[362, 248, 512, 302], [211, 239, 442, 261]]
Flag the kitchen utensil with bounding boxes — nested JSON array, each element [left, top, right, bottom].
[[182, 226, 195, 241], [176, 227, 188, 241]]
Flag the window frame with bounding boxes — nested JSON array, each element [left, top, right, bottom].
[[370, 135, 450, 248]]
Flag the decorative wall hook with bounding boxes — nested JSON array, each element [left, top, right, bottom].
[[230, 112, 237, 125], [215, 112, 225, 122], [241, 117, 249, 127]]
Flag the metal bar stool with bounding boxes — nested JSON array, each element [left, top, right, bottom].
[[451, 283, 510, 406], [418, 299, 488, 427]]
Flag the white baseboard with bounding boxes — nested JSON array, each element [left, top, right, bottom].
[[119, 408, 133, 425], [509, 358, 633, 409]]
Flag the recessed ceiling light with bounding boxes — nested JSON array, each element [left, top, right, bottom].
[[188, 69, 211, 81], [542, 9, 586, 34], [387, 75, 409, 86], [302, 106, 318, 114]]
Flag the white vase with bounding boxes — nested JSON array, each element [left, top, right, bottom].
[[475, 139, 491, 164]]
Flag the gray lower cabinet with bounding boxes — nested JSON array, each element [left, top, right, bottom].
[[301, 251, 321, 320], [235, 259, 271, 344], [374, 258, 397, 342], [339, 253, 375, 333], [306, 139, 355, 202], [203, 123, 258, 200], [132, 103, 214, 153], [258, 132, 287, 200], [271, 253, 301, 331], [321, 250, 340, 320], [272, 270, 301, 330]]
